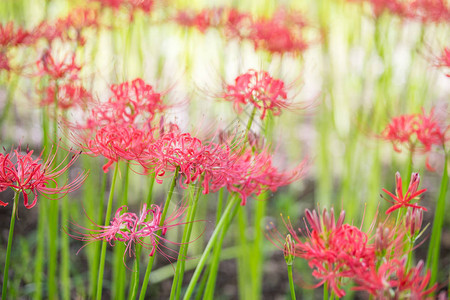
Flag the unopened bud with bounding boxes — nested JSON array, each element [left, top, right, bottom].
[[405, 208, 423, 237], [284, 234, 295, 266]]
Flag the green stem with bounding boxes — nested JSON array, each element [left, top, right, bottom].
[[183, 196, 240, 300], [323, 281, 329, 300], [96, 162, 120, 300], [203, 194, 239, 300], [171, 185, 202, 300], [89, 169, 108, 298], [139, 167, 179, 300], [287, 264, 296, 300], [128, 246, 141, 300], [426, 151, 449, 288], [113, 162, 130, 300], [2, 191, 20, 299]]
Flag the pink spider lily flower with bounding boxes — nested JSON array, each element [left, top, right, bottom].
[[381, 109, 447, 153], [436, 47, 450, 77], [40, 82, 92, 110], [70, 203, 187, 260], [0, 146, 87, 208], [407, 0, 450, 23], [0, 22, 34, 48], [353, 259, 436, 299], [382, 172, 427, 215], [267, 208, 375, 297], [36, 49, 81, 81], [222, 69, 290, 120]]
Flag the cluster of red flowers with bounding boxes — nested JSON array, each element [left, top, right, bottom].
[[349, 0, 450, 22], [436, 47, 450, 77], [140, 125, 306, 205], [222, 69, 291, 120], [381, 109, 448, 153], [71, 203, 186, 259], [174, 7, 310, 55], [75, 78, 165, 172], [269, 204, 435, 298], [0, 147, 86, 208]]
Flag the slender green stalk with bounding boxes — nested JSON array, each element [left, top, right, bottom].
[[203, 194, 239, 300], [237, 207, 252, 300], [128, 246, 141, 300], [183, 196, 240, 300], [96, 162, 120, 300], [139, 167, 179, 300], [171, 186, 202, 300], [2, 191, 20, 299], [426, 151, 449, 288], [89, 169, 108, 298], [287, 264, 296, 300], [113, 163, 130, 300], [323, 282, 329, 300], [61, 196, 70, 300]]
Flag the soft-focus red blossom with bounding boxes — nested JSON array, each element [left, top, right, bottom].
[[40, 83, 92, 110], [91, 0, 154, 17], [381, 109, 447, 153], [249, 9, 308, 54], [0, 52, 10, 72], [436, 47, 450, 77], [69, 203, 186, 259], [174, 9, 214, 33], [353, 259, 436, 299], [36, 50, 81, 81], [0, 22, 33, 48], [382, 172, 427, 214], [223, 69, 290, 119], [0, 146, 87, 208], [408, 0, 450, 23], [85, 123, 155, 172]]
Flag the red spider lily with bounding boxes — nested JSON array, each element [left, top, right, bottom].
[[69, 203, 187, 260], [353, 259, 436, 299], [40, 83, 92, 110], [381, 109, 447, 153], [0, 52, 10, 72], [408, 0, 450, 23], [85, 78, 165, 128], [36, 50, 81, 81], [85, 123, 156, 172], [267, 208, 375, 297], [224, 148, 307, 205], [405, 207, 423, 237], [0, 146, 87, 208], [347, 0, 408, 18], [436, 47, 450, 77], [0, 22, 33, 48], [222, 69, 290, 120], [174, 10, 213, 33], [382, 172, 427, 214], [249, 9, 308, 54]]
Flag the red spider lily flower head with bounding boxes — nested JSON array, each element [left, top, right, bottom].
[[382, 172, 427, 215], [266, 208, 375, 297], [436, 47, 450, 77], [222, 69, 290, 120], [56, 8, 99, 45], [226, 148, 307, 205], [174, 10, 212, 33], [407, 0, 450, 23], [0, 146, 87, 209], [40, 82, 93, 110], [353, 259, 436, 299], [381, 109, 448, 153], [373, 222, 406, 259], [0, 22, 34, 48], [381, 113, 419, 152], [36, 49, 81, 81], [85, 123, 156, 172], [69, 203, 187, 260], [249, 9, 309, 55], [347, 0, 408, 18], [0, 52, 10, 73]]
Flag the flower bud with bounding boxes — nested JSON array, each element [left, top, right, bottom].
[[284, 234, 295, 266]]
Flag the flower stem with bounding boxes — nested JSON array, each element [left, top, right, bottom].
[[2, 191, 20, 299], [183, 195, 240, 300], [426, 151, 449, 288], [170, 185, 202, 300], [287, 264, 296, 300], [128, 245, 141, 300], [96, 162, 120, 300], [139, 167, 179, 300]]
